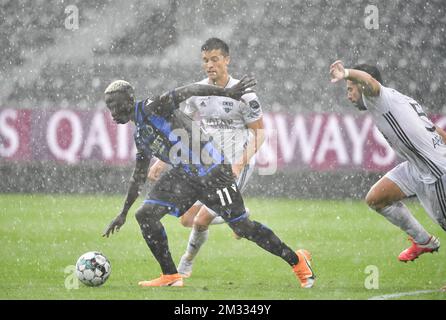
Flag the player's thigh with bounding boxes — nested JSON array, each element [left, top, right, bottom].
[[180, 204, 202, 227], [200, 182, 248, 223], [193, 206, 217, 227], [417, 177, 446, 231], [147, 168, 199, 218], [366, 163, 414, 209], [192, 164, 254, 227]]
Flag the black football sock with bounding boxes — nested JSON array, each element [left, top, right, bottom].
[[230, 219, 299, 266], [138, 218, 177, 275]]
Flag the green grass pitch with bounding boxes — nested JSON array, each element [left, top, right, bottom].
[[1, 194, 445, 300]]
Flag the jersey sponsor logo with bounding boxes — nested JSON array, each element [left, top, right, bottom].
[[135, 121, 169, 159], [205, 118, 234, 129]]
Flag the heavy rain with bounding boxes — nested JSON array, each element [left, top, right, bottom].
[[1, 0, 445, 303]]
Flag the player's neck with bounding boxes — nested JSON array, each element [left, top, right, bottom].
[[210, 74, 230, 88]]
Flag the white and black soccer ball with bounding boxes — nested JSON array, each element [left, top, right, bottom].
[[76, 251, 111, 287]]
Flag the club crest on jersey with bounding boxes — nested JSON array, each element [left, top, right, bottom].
[[222, 101, 233, 113], [249, 100, 260, 110]]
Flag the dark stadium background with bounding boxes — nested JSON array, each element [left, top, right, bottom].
[[1, 0, 445, 198]]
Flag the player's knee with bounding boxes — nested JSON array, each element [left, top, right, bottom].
[[365, 190, 387, 211], [135, 207, 147, 225], [194, 223, 209, 232], [180, 205, 202, 228], [135, 204, 166, 225], [365, 191, 379, 210], [192, 214, 210, 232], [180, 214, 193, 228]]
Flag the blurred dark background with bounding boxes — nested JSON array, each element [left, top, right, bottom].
[[1, 0, 445, 198]]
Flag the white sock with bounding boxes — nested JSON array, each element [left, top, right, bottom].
[[378, 202, 430, 244], [209, 216, 225, 225], [184, 227, 209, 261]]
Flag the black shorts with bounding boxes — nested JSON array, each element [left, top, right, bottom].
[[146, 165, 247, 223]]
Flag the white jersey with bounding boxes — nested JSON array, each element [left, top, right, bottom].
[[363, 85, 446, 184], [183, 76, 263, 165]]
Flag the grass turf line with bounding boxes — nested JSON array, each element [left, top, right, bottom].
[[0, 194, 445, 300]]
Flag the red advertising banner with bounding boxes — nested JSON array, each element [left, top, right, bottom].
[[0, 109, 134, 165], [1, 108, 445, 171]]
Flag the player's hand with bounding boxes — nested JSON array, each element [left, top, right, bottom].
[[102, 213, 126, 238], [226, 75, 257, 100], [330, 60, 346, 83], [148, 160, 167, 182]]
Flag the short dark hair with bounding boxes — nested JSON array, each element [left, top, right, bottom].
[[201, 38, 229, 56], [352, 64, 383, 83]]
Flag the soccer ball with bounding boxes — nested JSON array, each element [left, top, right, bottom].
[[75, 251, 111, 287]]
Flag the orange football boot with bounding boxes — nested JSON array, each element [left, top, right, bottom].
[[292, 249, 315, 288], [138, 273, 184, 287]]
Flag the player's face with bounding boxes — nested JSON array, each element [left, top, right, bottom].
[[346, 80, 366, 110], [105, 92, 133, 124], [201, 49, 230, 84]]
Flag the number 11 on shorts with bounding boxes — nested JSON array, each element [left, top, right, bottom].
[[217, 187, 232, 206]]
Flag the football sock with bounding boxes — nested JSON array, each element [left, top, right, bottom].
[[230, 219, 298, 266], [184, 227, 209, 261], [209, 216, 225, 225], [138, 219, 177, 275], [377, 202, 431, 244]]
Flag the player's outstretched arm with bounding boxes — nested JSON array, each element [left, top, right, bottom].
[[176, 75, 256, 102], [152, 75, 256, 110], [330, 60, 380, 96], [103, 156, 150, 237]]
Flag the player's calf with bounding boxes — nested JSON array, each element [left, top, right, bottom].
[[229, 217, 316, 288], [135, 203, 178, 275], [228, 218, 298, 264]]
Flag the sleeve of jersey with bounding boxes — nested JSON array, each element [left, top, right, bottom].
[[241, 92, 263, 123], [363, 84, 386, 110], [135, 146, 151, 162], [183, 97, 198, 118], [151, 90, 180, 117]]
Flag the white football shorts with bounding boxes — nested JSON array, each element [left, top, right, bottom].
[[386, 161, 446, 231]]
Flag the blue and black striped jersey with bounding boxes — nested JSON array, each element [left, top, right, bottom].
[[133, 97, 226, 177]]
